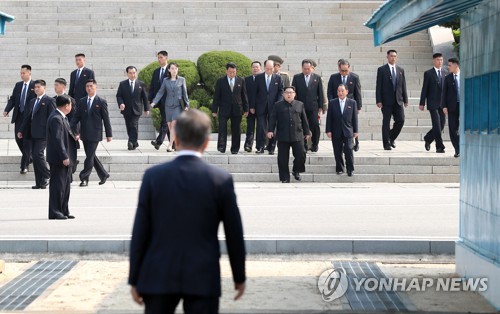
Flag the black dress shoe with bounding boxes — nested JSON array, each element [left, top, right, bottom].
[[255, 148, 265, 154], [268, 150, 275, 155], [80, 180, 88, 187], [454, 153, 460, 158], [281, 179, 290, 183], [20, 169, 28, 174], [231, 151, 238, 155], [218, 149, 226, 153], [134, 142, 139, 148], [151, 141, 160, 150], [310, 146, 318, 152], [99, 175, 110, 185], [49, 216, 67, 220], [292, 171, 301, 181], [384, 146, 392, 150], [336, 171, 343, 175], [66, 215, 75, 219], [127, 142, 134, 150], [353, 142, 359, 152], [32, 185, 40, 189], [436, 149, 445, 153], [390, 140, 396, 148], [347, 170, 353, 177], [40, 183, 48, 189], [244, 146, 251, 152], [425, 141, 431, 151]]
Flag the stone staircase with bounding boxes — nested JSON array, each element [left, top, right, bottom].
[[0, 0, 436, 142]]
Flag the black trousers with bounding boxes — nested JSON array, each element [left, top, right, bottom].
[[332, 135, 354, 172], [31, 138, 50, 187], [123, 114, 140, 145], [277, 140, 306, 181], [244, 112, 256, 149], [305, 110, 320, 150], [48, 163, 71, 219], [381, 103, 405, 147], [217, 115, 242, 153], [424, 108, 446, 150], [448, 110, 460, 154], [255, 114, 268, 150], [143, 294, 219, 314], [80, 141, 108, 181], [155, 107, 170, 145], [68, 139, 79, 175], [14, 113, 31, 170]]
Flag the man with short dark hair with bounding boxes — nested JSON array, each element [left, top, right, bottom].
[[243, 60, 262, 152], [18, 80, 56, 189], [327, 59, 363, 152], [116, 66, 150, 150], [292, 59, 325, 152], [376, 49, 408, 150], [70, 79, 112, 187], [419, 53, 447, 153], [69, 53, 95, 101], [212, 62, 249, 154], [3, 64, 36, 174], [129, 109, 246, 313], [267, 86, 311, 183], [441, 57, 461, 158], [46, 95, 74, 220], [149, 50, 170, 150]]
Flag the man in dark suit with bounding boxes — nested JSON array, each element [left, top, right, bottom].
[[69, 53, 95, 102], [419, 53, 447, 153], [149, 50, 170, 150], [327, 59, 362, 152], [18, 80, 56, 189], [129, 109, 246, 314], [268, 86, 311, 183], [243, 61, 262, 152], [70, 79, 113, 187], [251, 59, 283, 155], [116, 66, 150, 150], [376, 49, 408, 150], [441, 57, 461, 158], [3, 64, 36, 174], [268, 55, 291, 88], [292, 59, 325, 152], [54, 78, 80, 175], [211, 62, 249, 154], [46, 95, 75, 220], [326, 84, 359, 177]]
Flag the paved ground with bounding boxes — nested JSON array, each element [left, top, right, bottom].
[[0, 254, 496, 313], [0, 182, 458, 239]]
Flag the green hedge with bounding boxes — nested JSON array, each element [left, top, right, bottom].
[[197, 51, 252, 94], [150, 107, 162, 132], [137, 59, 200, 92], [190, 87, 213, 108], [198, 106, 247, 134]]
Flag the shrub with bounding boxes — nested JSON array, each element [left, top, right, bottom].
[[198, 106, 217, 133], [190, 87, 213, 108], [150, 107, 162, 132], [197, 51, 252, 94], [137, 59, 200, 92], [189, 99, 200, 109]]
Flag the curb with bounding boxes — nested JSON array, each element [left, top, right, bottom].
[[0, 237, 456, 254]]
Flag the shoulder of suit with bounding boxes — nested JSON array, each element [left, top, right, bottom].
[[350, 72, 360, 79]]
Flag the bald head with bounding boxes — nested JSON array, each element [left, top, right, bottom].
[[264, 60, 274, 75]]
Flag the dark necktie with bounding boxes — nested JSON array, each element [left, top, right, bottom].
[[130, 81, 134, 93], [87, 98, 92, 112], [437, 69, 442, 83], [455, 74, 460, 102], [391, 66, 397, 91], [20, 83, 27, 112], [230, 79, 234, 92], [32, 98, 40, 119], [266, 75, 271, 91], [160, 68, 164, 83], [342, 76, 346, 85], [76, 69, 81, 82]]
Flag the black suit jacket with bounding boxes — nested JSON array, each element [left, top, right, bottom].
[[420, 68, 446, 110], [148, 67, 168, 110], [116, 80, 150, 116], [4, 80, 36, 123], [244, 75, 258, 111], [20, 95, 56, 140], [69, 67, 95, 101], [253, 73, 284, 116], [292, 73, 325, 112], [327, 73, 362, 110], [268, 100, 310, 142], [325, 98, 358, 138], [46, 110, 70, 165], [376, 64, 408, 107], [441, 73, 460, 113], [211, 76, 249, 117], [70, 95, 112, 142], [129, 155, 246, 297]]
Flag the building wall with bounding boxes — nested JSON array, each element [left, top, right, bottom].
[[457, 0, 500, 309]]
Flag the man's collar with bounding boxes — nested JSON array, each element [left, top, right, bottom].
[[177, 150, 202, 158]]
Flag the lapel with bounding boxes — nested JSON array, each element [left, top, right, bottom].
[[343, 99, 352, 119], [224, 77, 232, 94], [33, 95, 45, 116]]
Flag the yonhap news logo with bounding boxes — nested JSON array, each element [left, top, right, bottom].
[[318, 267, 488, 302]]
